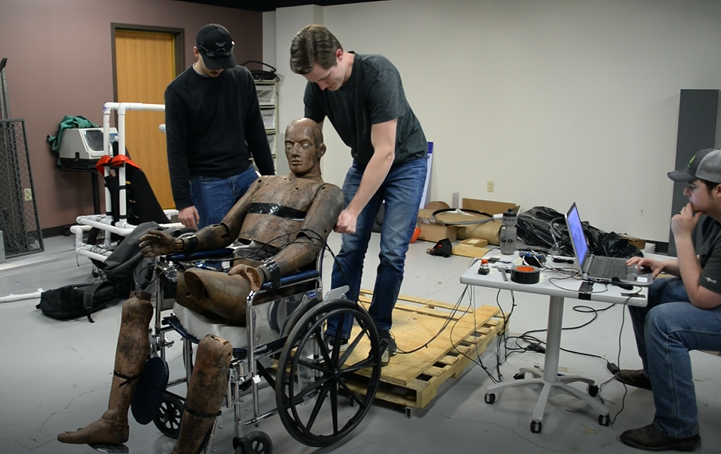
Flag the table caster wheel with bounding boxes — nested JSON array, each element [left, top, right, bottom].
[[588, 384, 599, 397], [484, 393, 496, 404], [599, 414, 610, 426], [530, 420, 542, 433]]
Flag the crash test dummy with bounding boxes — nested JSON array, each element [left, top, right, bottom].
[[56, 118, 343, 454]]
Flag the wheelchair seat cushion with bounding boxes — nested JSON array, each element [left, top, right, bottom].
[[172, 303, 248, 348]]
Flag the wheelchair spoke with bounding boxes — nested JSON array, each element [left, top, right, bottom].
[[303, 375, 333, 431], [276, 299, 382, 448]]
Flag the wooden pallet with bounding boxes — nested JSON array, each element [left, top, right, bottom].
[[345, 290, 507, 409]]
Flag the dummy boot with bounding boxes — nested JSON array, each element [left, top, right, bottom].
[[171, 335, 232, 454], [57, 293, 153, 445]]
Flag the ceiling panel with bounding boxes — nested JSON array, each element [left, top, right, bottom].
[[176, 0, 386, 13]]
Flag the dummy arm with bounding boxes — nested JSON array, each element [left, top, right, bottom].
[[232, 184, 344, 291], [139, 180, 262, 257]]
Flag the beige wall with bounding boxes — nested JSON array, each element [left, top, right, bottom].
[[0, 0, 264, 230], [270, 0, 721, 243]]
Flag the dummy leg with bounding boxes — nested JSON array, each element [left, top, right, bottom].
[[57, 292, 153, 444], [171, 335, 232, 454], [183, 269, 252, 323], [174, 271, 222, 319]]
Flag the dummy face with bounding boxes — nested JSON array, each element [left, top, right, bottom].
[[194, 48, 224, 77], [303, 49, 347, 91], [284, 120, 326, 177]]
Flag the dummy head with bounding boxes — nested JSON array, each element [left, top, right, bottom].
[[284, 119, 326, 177]]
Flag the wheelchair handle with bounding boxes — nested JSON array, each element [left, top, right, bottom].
[[261, 269, 319, 290]]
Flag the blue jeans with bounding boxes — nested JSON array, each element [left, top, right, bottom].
[[629, 277, 721, 438], [190, 166, 258, 229], [327, 157, 427, 337]]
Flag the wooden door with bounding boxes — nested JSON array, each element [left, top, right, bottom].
[[114, 30, 176, 209]]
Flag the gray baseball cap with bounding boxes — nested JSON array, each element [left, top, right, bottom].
[[668, 148, 721, 184]]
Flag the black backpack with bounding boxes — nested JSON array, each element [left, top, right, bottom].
[[36, 221, 160, 322]]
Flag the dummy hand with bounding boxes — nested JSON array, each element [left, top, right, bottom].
[[139, 230, 179, 257], [334, 209, 358, 234], [626, 256, 664, 278], [671, 203, 702, 240], [229, 264, 265, 292], [178, 206, 200, 230]]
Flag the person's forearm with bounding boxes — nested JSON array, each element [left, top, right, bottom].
[[345, 150, 394, 216]]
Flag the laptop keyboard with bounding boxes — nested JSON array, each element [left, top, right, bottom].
[[587, 256, 629, 279]]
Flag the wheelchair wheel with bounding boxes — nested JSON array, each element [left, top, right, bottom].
[[153, 393, 184, 439], [275, 298, 382, 447], [234, 431, 273, 454]]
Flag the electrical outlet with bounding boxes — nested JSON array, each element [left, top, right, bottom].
[[23, 188, 33, 201], [487, 181, 494, 193]]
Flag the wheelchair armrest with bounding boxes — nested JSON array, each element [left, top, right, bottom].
[[261, 269, 319, 290], [166, 248, 234, 261]]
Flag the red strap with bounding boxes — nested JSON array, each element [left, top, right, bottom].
[[95, 155, 112, 174], [110, 155, 141, 169]]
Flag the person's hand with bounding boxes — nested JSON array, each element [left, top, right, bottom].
[[229, 264, 264, 291], [139, 230, 178, 257], [671, 202, 702, 241], [334, 209, 358, 234], [626, 256, 664, 278], [178, 206, 200, 230]]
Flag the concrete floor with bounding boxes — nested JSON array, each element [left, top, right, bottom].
[[1, 232, 721, 454]]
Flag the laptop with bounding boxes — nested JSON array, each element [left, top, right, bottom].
[[565, 202, 654, 287]]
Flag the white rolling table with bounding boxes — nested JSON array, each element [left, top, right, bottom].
[[460, 254, 648, 433]]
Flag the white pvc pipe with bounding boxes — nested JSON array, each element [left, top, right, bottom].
[[76, 215, 135, 237], [69, 224, 92, 250], [76, 245, 113, 262], [0, 289, 44, 303]]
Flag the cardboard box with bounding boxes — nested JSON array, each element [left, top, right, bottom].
[[458, 199, 520, 244], [620, 234, 646, 251], [417, 208, 457, 243], [452, 238, 490, 258]]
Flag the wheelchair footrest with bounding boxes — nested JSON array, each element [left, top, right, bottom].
[[88, 443, 129, 453]]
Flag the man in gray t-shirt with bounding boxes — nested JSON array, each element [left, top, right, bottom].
[[290, 24, 428, 366]]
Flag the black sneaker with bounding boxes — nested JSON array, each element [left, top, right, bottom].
[[620, 424, 701, 451], [323, 333, 349, 353], [378, 330, 397, 366], [615, 369, 652, 390]]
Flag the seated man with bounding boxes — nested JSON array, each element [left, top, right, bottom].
[[617, 148, 721, 451], [57, 119, 343, 454]]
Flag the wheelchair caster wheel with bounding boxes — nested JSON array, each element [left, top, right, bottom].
[[514, 372, 525, 380], [153, 394, 184, 439], [599, 414, 611, 426], [588, 384, 599, 397], [530, 420, 542, 433], [484, 393, 496, 404], [234, 431, 273, 454]]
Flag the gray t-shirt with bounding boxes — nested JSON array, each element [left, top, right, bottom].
[[304, 52, 427, 168], [699, 217, 721, 294]]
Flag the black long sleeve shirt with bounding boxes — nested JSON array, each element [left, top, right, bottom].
[[164, 65, 274, 210]]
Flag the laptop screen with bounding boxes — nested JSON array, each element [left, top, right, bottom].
[[566, 203, 589, 269]]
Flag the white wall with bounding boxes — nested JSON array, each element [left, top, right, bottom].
[[266, 0, 721, 243]]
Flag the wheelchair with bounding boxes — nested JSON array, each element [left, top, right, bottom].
[[132, 246, 383, 454]]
